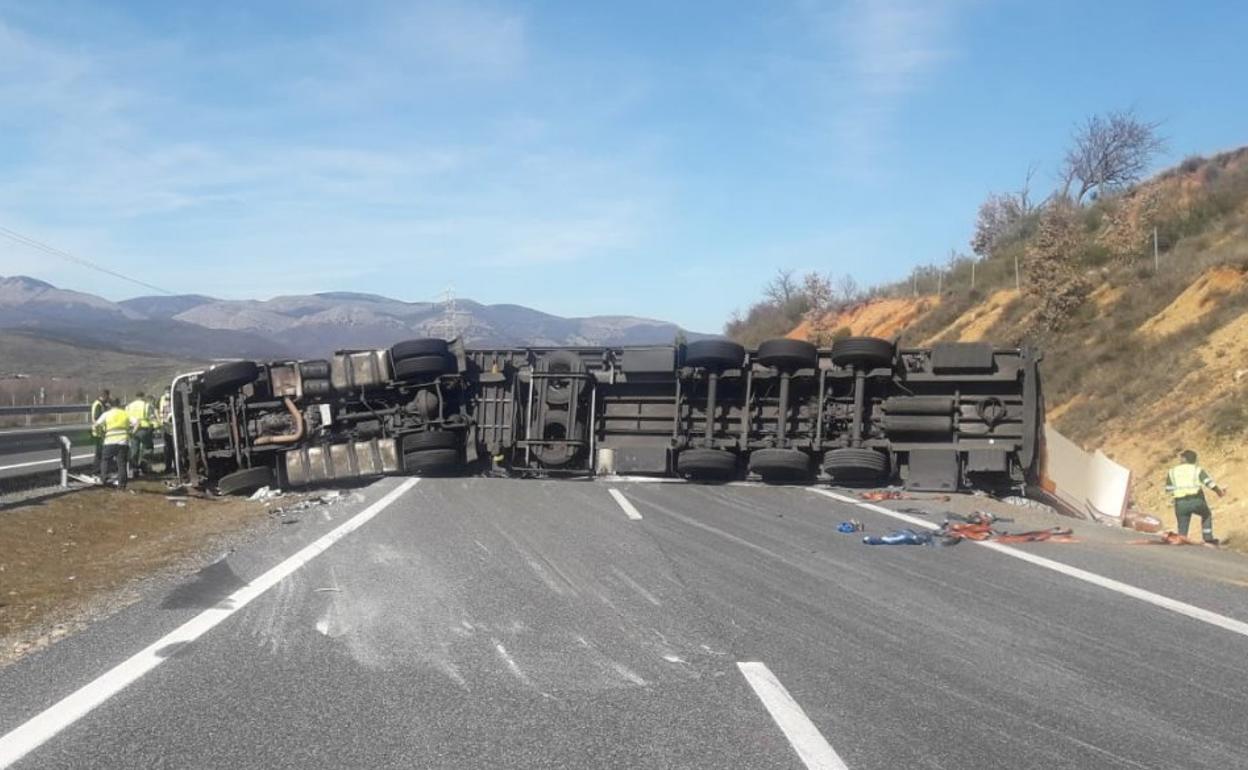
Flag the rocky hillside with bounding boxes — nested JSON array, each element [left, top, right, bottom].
[[789, 147, 1248, 544], [0, 278, 704, 359]]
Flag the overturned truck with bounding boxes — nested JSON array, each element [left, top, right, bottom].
[[169, 336, 1042, 495]]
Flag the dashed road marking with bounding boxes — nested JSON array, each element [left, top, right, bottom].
[[608, 488, 643, 520], [809, 487, 1248, 639], [0, 477, 420, 769], [738, 661, 849, 770]]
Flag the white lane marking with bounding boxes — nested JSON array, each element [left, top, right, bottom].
[[809, 488, 1248, 639], [608, 488, 643, 520], [0, 477, 420, 769], [737, 661, 849, 770], [0, 453, 93, 472]]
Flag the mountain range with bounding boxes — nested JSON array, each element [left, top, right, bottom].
[[0, 276, 704, 360]]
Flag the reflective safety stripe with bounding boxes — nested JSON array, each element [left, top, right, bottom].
[[1169, 463, 1203, 499]]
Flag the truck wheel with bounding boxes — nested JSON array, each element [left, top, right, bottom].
[[201, 361, 260, 400], [821, 447, 888, 485], [391, 338, 449, 361], [830, 337, 894, 370], [684, 340, 746, 370], [748, 448, 812, 482], [403, 448, 461, 475], [403, 430, 460, 452], [541, 351, 584, 406], [393, 354, 454, 380], [531, 411, 583, 467], [215, 466, 273, 495], [298, 360, 331, 379], [301, 378, 332, 398], [755, 339, 818, 371], [676, 448, 738, 480]]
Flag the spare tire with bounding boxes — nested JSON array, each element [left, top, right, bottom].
[[301, 378, 332, 398], [215, 466, 273, 496], [755, 339, 818, 371], [201, 361, 260, 400], [531, 410, 583, 468], [684, 339, 746, 371], [298, 360, 331, 379], [676, 448, 738, 480], [830, 337, 894, 370], [541, 351, 585, 406], [821, 447, 889, 485], [403, 448, 461, 476], [390, 338, 449, 362], [393, 354, 455, 380], [748, 448, 812, 482], [403, 430, 460, 453]]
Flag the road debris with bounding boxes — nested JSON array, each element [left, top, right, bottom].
[[836, 520, 864, 533], [1129, 531, 1221, 547], [863, 529, 932, 545], [249, 486, 283, 502]]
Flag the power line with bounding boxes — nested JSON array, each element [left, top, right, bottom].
[[0, 225, 175, 295]]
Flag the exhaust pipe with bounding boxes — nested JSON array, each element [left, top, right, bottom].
[[255, 397, 305, 446]]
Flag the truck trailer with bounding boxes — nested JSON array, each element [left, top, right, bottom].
[[168, 336, 1042, 495]]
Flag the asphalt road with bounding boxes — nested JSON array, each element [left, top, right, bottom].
[[3, 476, 1248, 769]]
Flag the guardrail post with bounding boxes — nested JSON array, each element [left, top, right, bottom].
[[58, 434, 72, 488]]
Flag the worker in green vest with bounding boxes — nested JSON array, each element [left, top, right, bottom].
[[1165, 450, 1226, 544], [93, 398, 134, 488], [126, 391, 156, 478], [90, 388, 110, 474]]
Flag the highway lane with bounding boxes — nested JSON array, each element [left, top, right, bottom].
[[2, 477, 1248, 768]]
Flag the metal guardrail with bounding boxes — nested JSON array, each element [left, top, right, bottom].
[[0, 424, 93, 457], [0, 403, 91, 417]]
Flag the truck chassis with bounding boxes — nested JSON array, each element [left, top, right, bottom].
[[170, 336, 1042, 495]]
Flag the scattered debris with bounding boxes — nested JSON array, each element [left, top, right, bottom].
[[1123, 509, 1163, 533], [999, 495, 1058, 515], [860, 490, 905, 501], [249, 486, 283, 502], [836, 520, 865, 533], [1129, 531, 1220, 547], [863, 529, 932, 545]]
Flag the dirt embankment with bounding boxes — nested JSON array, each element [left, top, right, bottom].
[[788, 296, 939, 342], [0, 482, 279, 664]]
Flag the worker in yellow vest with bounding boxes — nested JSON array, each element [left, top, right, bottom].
[[93, 398, 135, 488], [126, 391, 157, 478], [1165, 449, 1226, 544], [89, 388, 111, 472]]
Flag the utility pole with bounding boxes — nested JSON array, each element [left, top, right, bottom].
[[937, 271, 943, 297], [971, 259, 976, 290], [1014, 255, 1021, 292], [1153, 227, 1160, 273], [912, 272, 917, 297]]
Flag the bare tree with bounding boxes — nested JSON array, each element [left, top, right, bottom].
[[1061, 110, 1165, 203], [834, 274, 861, 305], [763, 269, 799, 305], [971, 167, 1037, 257]]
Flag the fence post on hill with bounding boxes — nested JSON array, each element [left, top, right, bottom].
[[1153, 227, 1159, 272], [971, 260, 976, 290], [1014, 255, 1021, 292]]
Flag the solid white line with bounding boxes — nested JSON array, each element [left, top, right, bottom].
[[0, 477, 420, 769], [608, 488, 643, 520], [737, 661, 849, 770], [0, 453, 94, 472], [808, 487, 1248, 639]]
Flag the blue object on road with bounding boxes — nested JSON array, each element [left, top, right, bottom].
[[836, 521, 863, 533], [863, 529, 931, 545]]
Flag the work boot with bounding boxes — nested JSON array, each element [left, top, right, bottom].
[[1205, 537, 1220, 546]]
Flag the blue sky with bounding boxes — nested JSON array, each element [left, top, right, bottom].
[[0, 1, 1245, 332]]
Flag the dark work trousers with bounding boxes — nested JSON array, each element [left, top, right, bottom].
[[100, 444, 129, 488], [162, 431, 175, 473], [92, 436, 103, 473], [1174, 495, 1214, 541]]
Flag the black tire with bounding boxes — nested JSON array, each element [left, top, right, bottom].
[[393, 354, 455, 380], [298, 360, 331, 379], [402, 430, 460, 452], [685, 339, 746, 370], [201, 361, 260, 400], [830, 337, 894, 370], [676, 448, 738, 480], [403, 448, 461, 475], [390, 338, 449, 362], [531, 410, 583, 468], [215, 466, 273, 496], [883, 414, 953, 435], [301, 378, 332, 398], [540, 351, 585, 406], [821, 447, 889, 484], [755, 339, 818, 371], [748, 448, 812, 482]]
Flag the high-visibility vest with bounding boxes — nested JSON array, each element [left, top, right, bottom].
[[90, 398, 107, 422], [96, 408, 132, 445], [126, 399, 154, 430], [1167, 463, 1204, 499]]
